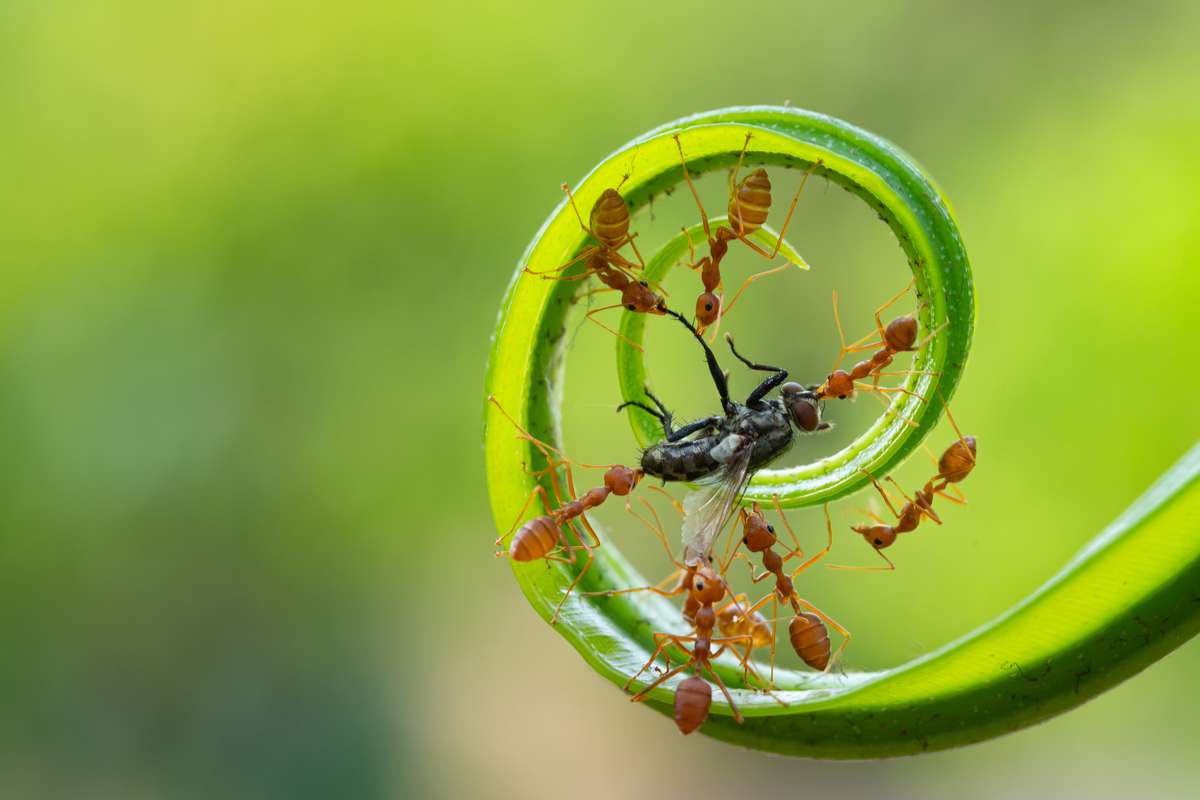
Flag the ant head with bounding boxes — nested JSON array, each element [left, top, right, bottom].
[[851, 524, 897, 550], [621, 281, 662, 314], [740, 506, 775, 552], [689, 565, 725, 605], [780, 382, 830, 433], [603, 466, 640, 496], [695, 292, 720, 327], [820, 370, 856, 401], [885, 315, 919, 351], [938, 436, 977, 483]]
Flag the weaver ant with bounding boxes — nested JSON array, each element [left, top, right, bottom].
[[831, 398, 977, 570], [725, 500, 850, 679], [526, 178, 667, 349], [673, 132, 820, 335], [487, 396, 643, 622], [816, 281, 946, 402], [622, 526, 781, 734]]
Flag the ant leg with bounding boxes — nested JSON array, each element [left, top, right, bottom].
[[867, 390, 919, 430], [857, 383, 928, 404], [936, 388, 977, 466], [906, 319, 949, 353], [585, 304, 645, 352], [524, 244, 602, 276], [702, 662, 744, 724], [627, 498, 684, 569], [717, 263, 792, 321], [673, 134, 712, 241], [728, 131, 752, 199], [560, 182, 594, 237], [937, 481, 969, 506], [872, 277, 917, 342], [488, 395, 569, 468], [630, 660, 693, 702], [827, 546, 896, 572], [794, 597, 852, 670], [770, 494, 803, 554], [720, 512, 743, 572], [551, 544, 594, 625], [626, 633, 687, 692], [884, 476, 915, 506], [495, 484, 550, 550], [741, 159, 821, 259], [861, 470, 902, 519], [785, 503, 834, 575], [646, 485, 685, 518]]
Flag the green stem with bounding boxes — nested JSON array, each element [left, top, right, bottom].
[[483, 106, 1197, 754]]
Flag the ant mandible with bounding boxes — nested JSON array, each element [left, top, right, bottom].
[[673, 132, 821, 336]]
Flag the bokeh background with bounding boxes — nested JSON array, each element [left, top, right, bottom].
[[3, 1, 1199, 798]]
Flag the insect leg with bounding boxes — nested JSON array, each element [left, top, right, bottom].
[[663, 309, 733, 414]]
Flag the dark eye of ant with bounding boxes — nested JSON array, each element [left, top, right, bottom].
[[874, 538, 883, 546], [639, 280, 648, 287], [626, 304, 636, 311], [838, 394, 847, 400], [742, 536, 748, 544], [767, 525, 775, 534], [695, 581, 704, 591]]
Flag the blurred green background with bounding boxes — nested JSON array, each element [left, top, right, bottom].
[[3, 1, 1199, 797]]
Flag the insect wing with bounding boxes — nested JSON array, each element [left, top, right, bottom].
[[681, 434, 753, 560]]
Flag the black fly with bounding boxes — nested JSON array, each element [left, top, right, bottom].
[[618, 309, 831, 557]]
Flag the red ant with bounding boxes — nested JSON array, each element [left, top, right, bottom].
[[831, 399, 977, 570], [488, 396, 643, 622], [726, 500, 850, 679], [624, 556, 780, 735], [525, 178, 667, 349], [590, 496, 781, 733], [673, 132, 820, 336], [816, 280, 946, 402]]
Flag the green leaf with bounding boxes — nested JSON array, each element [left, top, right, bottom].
[[483, 106, 1199, 754]]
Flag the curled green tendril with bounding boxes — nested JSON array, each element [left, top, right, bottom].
[[483, 106, 1200, 756]]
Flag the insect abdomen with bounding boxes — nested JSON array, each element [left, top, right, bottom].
[[641, 439, 721, 482], [728, 169, 772, 233], [509, 516, 559, 561], [673, 675, 712, 735], [789, 612, 831, 671], [589, 189, 630, 247]]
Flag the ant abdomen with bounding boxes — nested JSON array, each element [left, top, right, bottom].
[[728, 168, 771, 234], [939, 437, 977, 483], [673, 675, 712, 735], [509, 516, 560, 561], [885, 315, 919, 351], [789, 612, 831, 671], [589, 189, 631, 247]]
